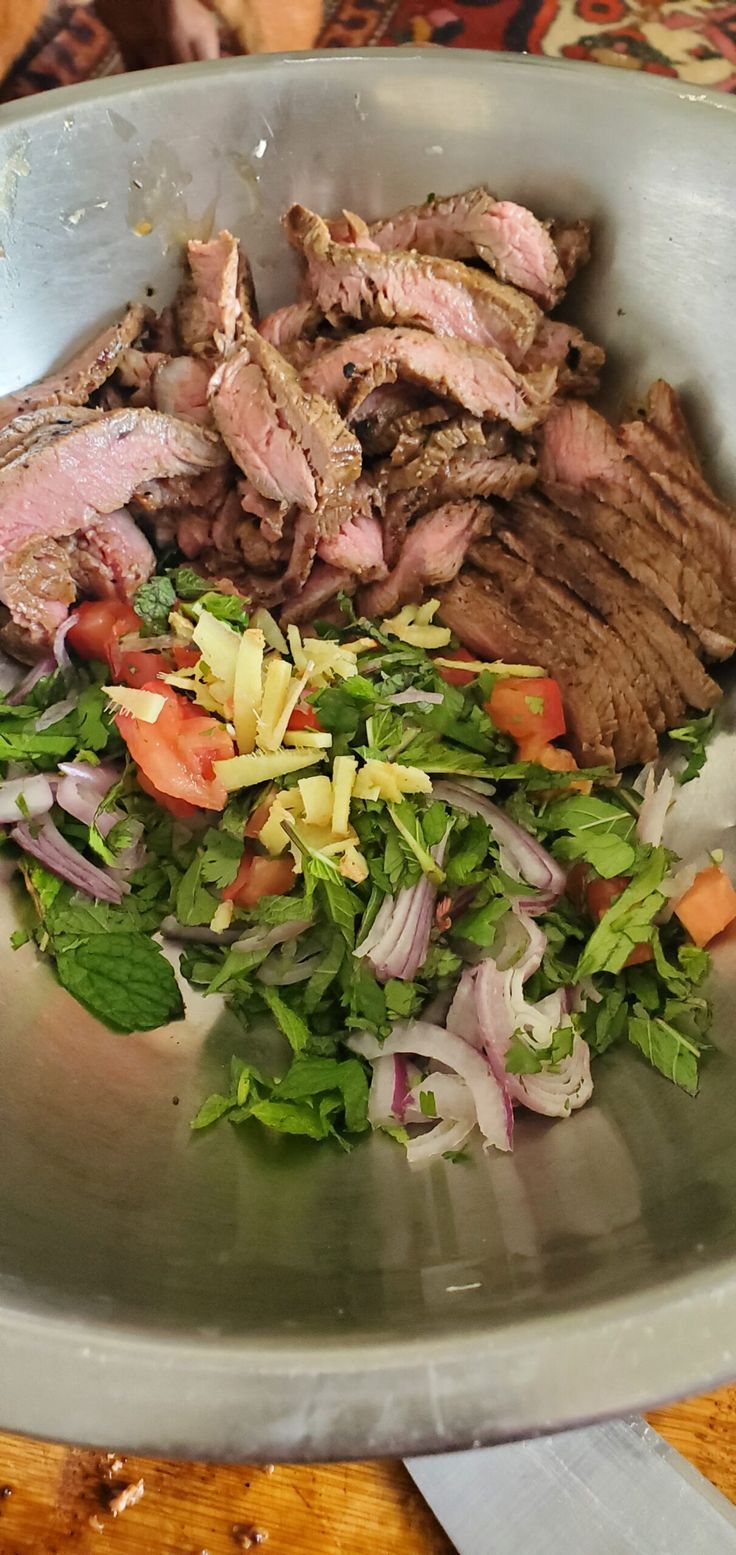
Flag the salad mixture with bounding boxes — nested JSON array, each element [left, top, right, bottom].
[[1, 572, 730, 1162]]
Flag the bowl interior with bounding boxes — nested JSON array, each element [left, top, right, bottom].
[[1, 53, 736, 1458]]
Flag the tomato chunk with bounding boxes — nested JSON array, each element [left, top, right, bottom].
[[487, 676, 566, 755], [435, 647, 479, 687], [115, 679, 234, 812], [67, 600, 140, 663], [519, 740, 592, 796], [674, 864, 736, 948], [110, 645, 172, 689], [172, 643, 201, 669], [223, 851, 295, 908], [287, 704, 323, 733], [581, 872, 653, 966]]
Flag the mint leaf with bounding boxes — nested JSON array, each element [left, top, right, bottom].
[[505, 1036, 543, 1074], [303, 938, 345, 1013], [546, 794, 637, 879], [198, 592, 249, 629], [259, 985, 310, 1052], [55, 932, 183, 1033], [191, 1092, 234, 1129], [628, 1005, 701, 1094], [134, 576, 176, 634], [575, 850, 668, 978], [669, 711, 715, 784]]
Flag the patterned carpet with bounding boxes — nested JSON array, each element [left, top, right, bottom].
[[318, 0, 736, 91]]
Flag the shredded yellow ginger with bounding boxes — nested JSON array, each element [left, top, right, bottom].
[[103, 686, 165, 723], [381, 598, 451, 649]]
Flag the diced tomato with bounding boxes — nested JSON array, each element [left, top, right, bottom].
[[586, 874, 629, 921], [674, 864, 736, 948], [244, 794, 276, 839], [520, 740, 592, 796], [222, 850, 295, 908], [172, 643, 201, 669], [67, 600, 140, 663], [136, 767, 199, 821], [582, 872, 653, 966], [287, 703, 323, 733], [487, 676, 566, 754], [109, 644, 172, 689], [115, 679, 234, 812], [435, 647, 479, 687]]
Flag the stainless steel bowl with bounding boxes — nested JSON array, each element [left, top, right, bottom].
[[1, 52, 736, 1461]]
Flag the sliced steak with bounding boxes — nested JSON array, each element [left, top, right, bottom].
[[0, 408, 225, 645], [286, 204, 540, 364], [439, 563, 614, 767], [281, 511, 320, 597], [643, 379, 702, 469], [317, 512, 386, 580], [540, 402, 736, 656], [302, 327, 556, 432], [280, 561, 356, 626], [177, 512, 212, 560], [153, 356, 212, 425], [67, 509, 155, 600], [239, 479, 289, 541], [209, 326, 362, 514], [496, 493, 718, 719], [130, 463, 229, 519], [332, 188, 589, 308], [0, 304, 147, 431], [115, 347, 167, 402], [360, 499, 492, 618], [353, 388, 450, 458], [177, 230, 247, 356], [619, 404, 736, 578], [471, 537, 659, 767], [497, 501, 667, 730], [258, 301, 322, 351], [524, 320, 605, 396], [0, 405, 101, 470]]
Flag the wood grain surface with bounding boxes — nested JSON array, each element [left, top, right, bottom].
[[0, 1389, 734, 1554]]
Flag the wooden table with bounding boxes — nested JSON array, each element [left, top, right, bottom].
[[0, 1389, 735, 1553]]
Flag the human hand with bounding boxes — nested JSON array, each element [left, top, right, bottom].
[[97, 0, 220, 69]]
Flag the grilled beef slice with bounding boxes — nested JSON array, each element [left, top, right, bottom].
[[540, 401, 736, 658], [470, 537, 658, 767], [524, 320, 605, 397], [496, 494, 719, 719], [0, 304, 147, 430], [0, 408, 224, 645], [286, 204, 541, 365], [360, 499, 492, 618], [209, 325, 362, 514], [302, 328, 556, 432], [329, 188, 590, 308], [439, 561, 615, 767], [177, 230, 248, 356]]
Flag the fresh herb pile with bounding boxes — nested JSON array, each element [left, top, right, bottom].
[[0, 575, 719, 1159]]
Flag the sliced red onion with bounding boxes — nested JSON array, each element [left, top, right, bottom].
[[35, 696, 78, 732], [7, 657, 55, 705], [56, 762, 122, 836], [160, 915, 244, 946], [433, 781, 565, 915], [367, 1056, 395, 1128], [406, 1115, 475, 1166], [11, 817, 126, 903], [404, 1073, 475, 1125], [392, 1055, 412, 1118], [636, 768, 675, 848], [355, 836, 447, 982], [0, 774, 55, 823], [0, 648, 24, 696], [388, 689, 444, 707], [511, 1035, 593, 1118], [233, 919, 312, 955], [257, 950, 323, 985], [349, 1022, 511, 1152], [53, 613, 78, 680]]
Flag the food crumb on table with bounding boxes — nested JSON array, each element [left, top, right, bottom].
[[108, 1477, 145, 1516]]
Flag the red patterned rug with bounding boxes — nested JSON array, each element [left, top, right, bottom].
[[318, 0, 736, 91]]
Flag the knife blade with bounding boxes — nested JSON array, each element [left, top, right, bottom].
[[406, 1416, 736, 1554]]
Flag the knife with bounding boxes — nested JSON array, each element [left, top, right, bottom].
[[406, 1416, 736, 1554]]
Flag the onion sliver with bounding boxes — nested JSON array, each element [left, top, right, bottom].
[[349, 1021, 511, 1152]]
